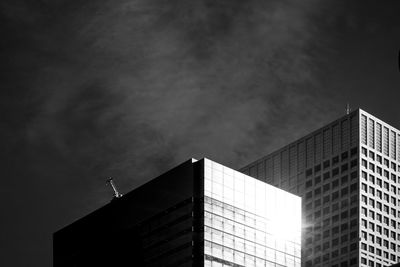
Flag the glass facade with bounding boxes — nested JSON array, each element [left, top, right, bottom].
[[240, 109, 400, 267], [203, 159, 301, 267], [241, 111, 359, 266]]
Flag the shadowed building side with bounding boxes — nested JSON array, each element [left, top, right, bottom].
[[54, 159, 202, 267]]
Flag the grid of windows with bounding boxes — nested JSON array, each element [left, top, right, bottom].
[[358, 111, 400, 266], [240, 109, 400, 267], [360, 145, 400, 266], [204, 159, 301, 267], [303, 149, 359, 266]]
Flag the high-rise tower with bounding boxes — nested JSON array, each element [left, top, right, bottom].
[[240, 109, 400, 267]]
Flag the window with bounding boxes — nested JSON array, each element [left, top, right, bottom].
[[384, 240, 389, 248], [369, 151, 375, 159], [361, 258, 367, 264], [369, 246, 374, 253], [369, 198, 375, 208], [391, 185, 396, 193], [361, 231, 367, 240], [323, 230, 330, 238], [384, 182, 389, 191], [323, 207, 330, 215], [369, 162, 375, 171], [341, 211, 348, 219], [362, 171, 367, 180], [351, 147, 358, 156], [361, 243, 367, 251], [332, 168, 339, 176], [377, 190, 382, 199], [362, 159, 367, 168], [315, 210, 321, 218], [333, 156, 339, 165], [384, 193, 389, 202], [315, 187, 321, 195], [361, 195, 367, 204], [315, 164, 321, 173], [332, 191, 339, 200], [392, 162, 397, 170], [362, 147, 367, 156], [341, 164, 348, 173], [362, 183, 367, 192], [369, 186, 375, 196], [384, 158, 389, 167], [350, 159, 358, 168], [323, 160, 330, 169], [350, 183, 357, 193], [332, 203, 339, 212], [341, 187, 348, 197], [369, 222, 375, 231], [342, 199, 349, 208], [362, 219, 367, 228], [361, 207, 367, 216], [323, 184, 330, 193], [369, 210, 375, 219]]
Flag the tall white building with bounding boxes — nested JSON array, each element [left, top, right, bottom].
[[240, 109, 400, 267]]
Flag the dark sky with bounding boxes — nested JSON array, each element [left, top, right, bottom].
[[1, 0, 400, 266]]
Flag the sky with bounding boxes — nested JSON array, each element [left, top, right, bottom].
[[1, 0, 400, 266]]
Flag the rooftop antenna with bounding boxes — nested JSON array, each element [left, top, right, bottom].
[[106, 178, 123, 199], [346, 103, 351, 115]]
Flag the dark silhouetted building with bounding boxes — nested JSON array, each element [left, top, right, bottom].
[[54, 158, 301, 267], [240, 109, 400, 267]]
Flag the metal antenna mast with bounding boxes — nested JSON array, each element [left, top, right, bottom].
[[346, 103, 351, 115], [106, 178, 123, 199]]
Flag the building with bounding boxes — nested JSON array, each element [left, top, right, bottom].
[[240, 108, 400, 267], [54, 158, 301, 267]]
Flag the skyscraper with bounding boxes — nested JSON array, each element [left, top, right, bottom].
[[240, 108, 400, 267], [54, 158, 301, 267]]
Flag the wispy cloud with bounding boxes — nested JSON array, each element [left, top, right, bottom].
[[15, 0, 342, 195]]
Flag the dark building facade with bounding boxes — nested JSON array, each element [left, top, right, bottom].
[[54, 158, 301, 267]]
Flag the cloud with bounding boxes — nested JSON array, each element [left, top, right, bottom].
[[18, 0, 339, 192]]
